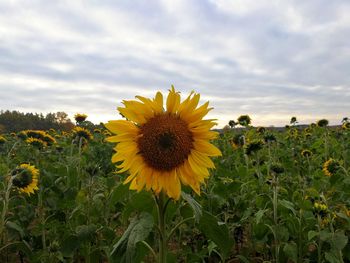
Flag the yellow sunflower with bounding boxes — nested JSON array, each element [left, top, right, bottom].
[[322, 158, 339, 177], [74, 113, 88, 122], [26, 137, 47, 149], [0, 135, 6, 144], [11, 164, 39, 195], [72, 126, 93, 141], [105, 86, 221, 200]]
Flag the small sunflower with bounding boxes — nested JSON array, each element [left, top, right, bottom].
[[42, 134, 57, 145], [72, 127, 93, 141], [103, 130, 112, 136], [290, 116, 297, 124], [17, 131, 28, 140], [0, 135, 6, 144], [74, 113, 88, 123], [105, 86, 221, 200], [342, 122, 350, 130], [244, 139, 264, 155], [256, 127, 265, 134], [228, 120, 236, 128], [301, 149, 312, 158], [229, 134, 244, 149], [270, 163, 284, 174], [322, 158, 340, 177], [237, 115, 251, 126], [313, 201, 328, 218], [93, 128, 102, 134], [264, 133, 276, 143], [317, 119, 329, 127], [26, 137, 47, 149], [11, 164, 39, 195]]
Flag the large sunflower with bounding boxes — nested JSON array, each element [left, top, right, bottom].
[[11, 164, 39, 195], [105, 87, 221, 200]]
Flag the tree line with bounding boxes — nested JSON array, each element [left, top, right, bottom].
[[0, 110, 75, 133]]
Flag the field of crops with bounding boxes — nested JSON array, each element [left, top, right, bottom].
[[0, 111, 350, 262]]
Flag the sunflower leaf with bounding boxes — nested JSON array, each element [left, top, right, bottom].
[[198, 211, 233, 259], [181, 191, 202, 222], [111, 212, 154, 263]]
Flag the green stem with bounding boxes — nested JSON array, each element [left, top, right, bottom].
[[317, 215, 322, 263], [141, 241, 158, 262], [38, 188, 46, 250], [167, 217, 194, 243], [0, 177, 12, 246], [156, 192, 167, 263], [273, 175, 279, 263]]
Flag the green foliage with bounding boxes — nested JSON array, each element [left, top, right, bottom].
[[0, 122, 349, 262]]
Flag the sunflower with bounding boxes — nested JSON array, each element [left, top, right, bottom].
[[244, 139, 264, 155], [237, 115, 251, 126], [42, 134, 57, 145], [313, 201, 328, 218], [0, 135, 6, 144], [256, 127, 265, 134], [270, 163, 284, 174], [322, 158, 339, 177], [105, 87, 221, 200], [342, 122, 350, 130], [74, 113, 88, 123], [72, 126, 93, 141], [229, 134, 244, 149], [11, 164, 39, 195], [26, 137, 47, 149], [290, 116, 297, 124], [301, 149, 312, 158], [317, 119, 329, 127], [93, 128, 102, 134]]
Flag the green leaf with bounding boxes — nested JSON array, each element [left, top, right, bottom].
[[60, 235, 80, 257], [325, 251, 341, 263], [111, 212, 154, 263], [5, 221, 24, 238], [236, 255, 250, 263], [198, 211, 233, 259], [308, 230, 319, 241], [279, 199, 296, 215], [329, 231, 348, 250], [181, 191, 202, 222], [283, 242, 298, 263], [255, 209, 267, 224], [75, 224, 98, 242], [109, 183, 129, 208], [122, 191, 154, 221], [320, 230, 332, 241]]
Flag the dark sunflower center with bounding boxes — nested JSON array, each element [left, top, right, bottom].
[[12, 169, 32, 188], [158, 133, 175, 150], [137, 114, 193, 171]]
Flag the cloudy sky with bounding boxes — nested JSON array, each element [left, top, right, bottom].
[[0, 0, 349, 127]]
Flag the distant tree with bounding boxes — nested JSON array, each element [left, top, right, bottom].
[[56, 112, 70, 123], [0, 110, 75, 133]]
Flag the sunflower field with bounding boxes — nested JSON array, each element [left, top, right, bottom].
[[0, 90, 350, 263]]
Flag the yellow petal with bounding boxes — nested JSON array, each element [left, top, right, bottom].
[[191, 150, 215, 168], [166, 86, 180, 114], [104, 120, 138, 135], [118, 107, 147, 124], [193, 140, 222, 156]]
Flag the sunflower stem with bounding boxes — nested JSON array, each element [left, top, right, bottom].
[[156, 192, 168, 263], [0, 176, 12, 246]]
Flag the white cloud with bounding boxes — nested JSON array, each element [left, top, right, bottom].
[[0, 0, 349, 128]]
